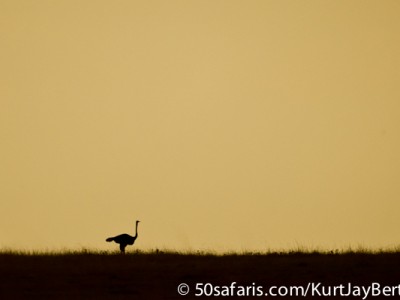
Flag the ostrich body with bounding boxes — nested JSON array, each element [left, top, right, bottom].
[[106, 220, 140, 253]]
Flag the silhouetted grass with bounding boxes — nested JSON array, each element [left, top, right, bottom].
[[1, 248, 400, 299]]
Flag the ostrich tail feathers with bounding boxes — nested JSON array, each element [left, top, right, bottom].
[[106, 237, 114, 242]]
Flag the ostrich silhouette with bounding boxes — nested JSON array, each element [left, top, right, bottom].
[[106, 220, 140, 253]]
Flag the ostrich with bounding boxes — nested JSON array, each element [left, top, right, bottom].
[[106, 220, 140, 253]]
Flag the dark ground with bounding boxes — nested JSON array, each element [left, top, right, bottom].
[[0, 251, 400, 299]]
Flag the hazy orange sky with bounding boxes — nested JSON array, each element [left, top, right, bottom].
[[1, 0, 400, 252]]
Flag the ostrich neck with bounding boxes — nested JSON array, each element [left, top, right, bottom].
[[134, 222, 139, 238]]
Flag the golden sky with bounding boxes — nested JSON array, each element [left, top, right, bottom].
[[1, 0, 400, 251]]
